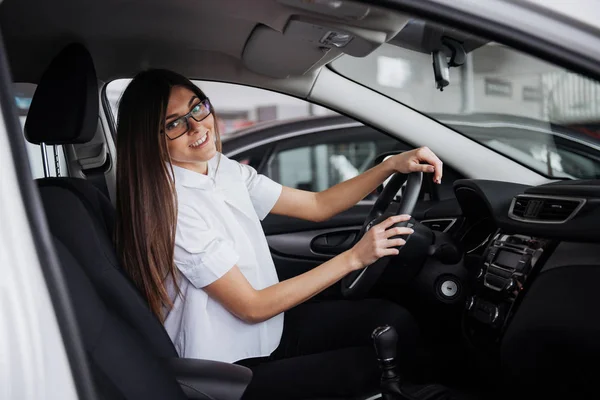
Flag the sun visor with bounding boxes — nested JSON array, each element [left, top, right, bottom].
[[242, 19, 387, 78]]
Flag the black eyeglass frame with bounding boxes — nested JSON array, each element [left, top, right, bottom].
[[164, 98, 212, 140]]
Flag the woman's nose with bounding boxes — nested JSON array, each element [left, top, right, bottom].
[[187, 116, 203, 134]]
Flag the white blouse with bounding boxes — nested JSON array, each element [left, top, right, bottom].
[[163, 153, 284, 363]]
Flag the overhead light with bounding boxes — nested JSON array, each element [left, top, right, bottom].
[[279, 0, 370, 20], [303, 0, 343, 9], [320, 31, 354, 48]]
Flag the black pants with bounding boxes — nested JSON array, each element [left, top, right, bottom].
[[236, 299, 419, 399]]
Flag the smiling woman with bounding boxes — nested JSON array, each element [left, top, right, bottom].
[[114, 69, 222, 320], [164, 86, 220, 175], [113, 67, 446, 399]]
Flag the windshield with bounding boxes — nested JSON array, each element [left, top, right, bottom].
[[332, 39, 600, 179]]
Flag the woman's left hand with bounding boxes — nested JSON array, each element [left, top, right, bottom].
[[386, 146, 443, 184]]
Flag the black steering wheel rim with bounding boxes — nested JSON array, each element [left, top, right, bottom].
[[341, 172, 423, 298]]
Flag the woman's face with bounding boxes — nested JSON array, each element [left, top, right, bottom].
[[165, 85, 217, 174]]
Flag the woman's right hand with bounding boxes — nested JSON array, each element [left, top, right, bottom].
[[347, 214, 414, 271]]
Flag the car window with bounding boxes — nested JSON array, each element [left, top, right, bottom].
[[449, 122, 600, 179], [332, 40, 600, 179], [267, 129, 400, 193], [105, 80, 339, 138], [15, 83, 68, 178]]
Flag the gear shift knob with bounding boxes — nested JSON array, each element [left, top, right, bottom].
[[372, 326, 404, 399], [372, 325, 398, 363]]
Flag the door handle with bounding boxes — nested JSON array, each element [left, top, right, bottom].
[[311, 230, 358, 255]]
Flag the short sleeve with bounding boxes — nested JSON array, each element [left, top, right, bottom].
[[174, 204, 239, 288], [238, 163, 282, 220]]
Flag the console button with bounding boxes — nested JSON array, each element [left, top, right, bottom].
[[504, 278, 516, 293], [484, 274, 509, 291], [471, 299, 500, 326], [490, 305, 500, 324], [488, 265, 513, 278]]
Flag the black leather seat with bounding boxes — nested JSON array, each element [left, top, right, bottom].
[[26, 43, 251, 400]]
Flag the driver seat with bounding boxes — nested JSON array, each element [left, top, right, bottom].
[[26, 43, 251, 399]]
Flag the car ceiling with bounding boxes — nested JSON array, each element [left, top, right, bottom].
[[0, 0, 410, 86]]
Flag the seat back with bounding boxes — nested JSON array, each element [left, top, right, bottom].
[[38, 178, 179, 359], [27, 43, 186, 399], [52, 236, 185, 399]]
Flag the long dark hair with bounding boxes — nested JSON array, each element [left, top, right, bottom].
[[115, 69, 222, 320]]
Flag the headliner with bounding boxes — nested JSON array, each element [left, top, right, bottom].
[[0, 0, 408, 85]]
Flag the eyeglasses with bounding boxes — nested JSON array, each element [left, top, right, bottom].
[[164, 99, 212, 140]]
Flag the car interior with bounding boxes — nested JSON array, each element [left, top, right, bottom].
[[1, 0, 600, 399]]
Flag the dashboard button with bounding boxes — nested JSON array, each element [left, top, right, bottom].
[[505, 278, 516, 293], [484, 274, 508, 291]]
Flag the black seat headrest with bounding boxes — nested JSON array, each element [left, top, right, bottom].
[[25, 43, 98, 145]]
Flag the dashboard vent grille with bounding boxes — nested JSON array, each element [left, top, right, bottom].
[[509, 195, 585, 223], [421, 219, 456, 232]]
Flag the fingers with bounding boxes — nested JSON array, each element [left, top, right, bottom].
[[383, 226, 414, 239], [413, 163, 436, 174], [415, 147, 443, 184], [381, 248, 400, 257], [387, 238, 407, 248], [377, 214, 411, 230]]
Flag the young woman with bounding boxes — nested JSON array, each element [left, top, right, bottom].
[[115, 69, 443, 399]]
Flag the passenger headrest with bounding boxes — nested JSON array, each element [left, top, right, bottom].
[[25, 43, 98, 145]]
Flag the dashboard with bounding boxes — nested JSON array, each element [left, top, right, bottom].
[[454, 180, 600, 348], [377, 176, 600, 396]]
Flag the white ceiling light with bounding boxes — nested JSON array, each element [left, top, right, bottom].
[[320, 31, 354, 47], [304, 0, 343, 9], [278, 0, 371, 20]]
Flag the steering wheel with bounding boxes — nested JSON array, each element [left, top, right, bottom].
[[341, 171, 423, 298]]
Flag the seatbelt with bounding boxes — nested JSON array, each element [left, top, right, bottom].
[[85, 170, 110, 199]]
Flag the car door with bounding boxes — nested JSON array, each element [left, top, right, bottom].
[[228, 122, 463, 291]]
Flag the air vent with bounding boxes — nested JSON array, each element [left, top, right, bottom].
[[421, 218, 456, 232], [509, 195, 585, 224]]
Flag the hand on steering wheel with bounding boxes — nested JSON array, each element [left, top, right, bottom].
[[387, 146, 443, 184], [347, 214, 414, 270], [341, 171, 425, 298]]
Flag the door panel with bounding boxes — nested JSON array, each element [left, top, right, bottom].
[[263, 198, 461, 280], [262, 201, 373, 235], [263, 204, 371, 285], [267, 226, 361, 260]]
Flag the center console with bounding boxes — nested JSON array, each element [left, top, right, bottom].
[[465, 232, 552, 335]]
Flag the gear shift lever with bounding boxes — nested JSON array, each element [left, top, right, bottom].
[[372, 325, 410, 400], [372, 326, 456, 400]]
